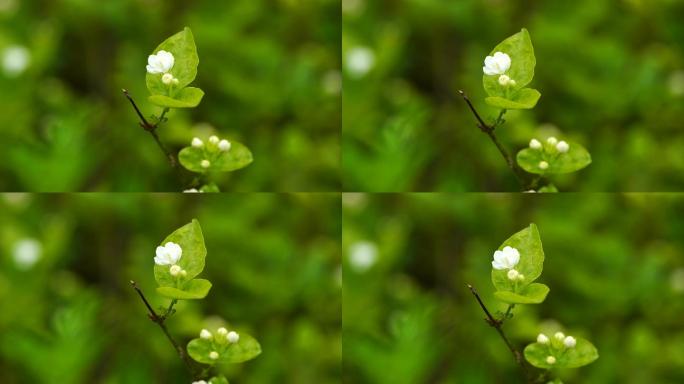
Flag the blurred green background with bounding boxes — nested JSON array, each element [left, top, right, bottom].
[[0, 0, 340, 191], [343, 193, 684, 383], [342, 0, 684, 191], [0, 193, 341, 383]]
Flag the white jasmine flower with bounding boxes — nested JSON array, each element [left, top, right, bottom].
[[217, 327, 228, 336], [537, 333, 549, 344], [192, 381, 208, 384], [498, 74, 511, 86], [208, 135, 219, 145], [209, 351, 219, 360], [529, 139, 542, 150], [546, 356, 556, 365], [564, 336, 576, 348], [2, 45, 30, 77], [492, 246, 520, 270], [200, 329, 212, 340], [13, 238, 42, 270], [201, 160, 211, 169], [218, 139, 231, 152], [539, 161, 549, 170], [507, 269, 520, 281], [227, 331, 239, 344], [524, 190, 537, 193], [546, 137, 558, 146], [154, 242, 182, 265], [183, 188, 200, 193], [346, 46, 375, 78], [191, 138, 204, 148], [169, 264, 182, 276], [162, 73, 174, 85], [556, 141, 569, 153], [483, 52, 511, 76], [348, 241, 378, 272], [146, 50, 174, 74], [554, 332, 565, 340]]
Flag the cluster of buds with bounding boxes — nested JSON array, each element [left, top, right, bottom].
[[169, 264, 187, 278], [198, 327, 241, 362], [536, 331, 577, 365], [498, 74, 517, 87], [506, 268, 525, 282], [528, 136, 570, 171], [189, 135, 232, 171]]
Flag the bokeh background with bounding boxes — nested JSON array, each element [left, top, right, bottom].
[[0, 193, 341, 383], [343, 193, 684, 383], [342, 0, 684, 191], [0, 0, 340, 191]]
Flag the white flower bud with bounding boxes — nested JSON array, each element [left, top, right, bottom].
[[227, 331, 239, 344], [546, 356, 556, 365], [507, 269, 520, 281], [556, 141, 569, 153], [498, 74, 511, 86], [218, 139, 231, 152], [200, 329, 212, 340], [217, 327, 228, 336], [537, 333, 549, 344], [192, 381, 208, 384], [209, 135, 219, 145], [529, 139, 542, 150], [162, 73, 174, 85], [183, 188, 199, 193], [191, 137, 204, 148], [209, 351, 219, 360], [539, 161, 549, 170], [201, 160, 211, 169], [554, 332, 565, 341], [564, 336, 576, 348], [169, 264, 182, 276], [547, 137, 558, 146]]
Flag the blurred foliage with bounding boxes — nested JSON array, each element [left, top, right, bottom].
[[0, 193, 341, 383], [343, 193, 684, 383], [342, 0, 684, 191], [0, 0, 340, 191]]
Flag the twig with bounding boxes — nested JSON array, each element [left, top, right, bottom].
[[467, 284, 531, 382], [130, 281, 196, 378]]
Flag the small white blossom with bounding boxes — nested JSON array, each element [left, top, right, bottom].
[[200, 329, 212, 340], [492, 246, 520, 270], [201, 160, 211, 169], [2, 45, 30, 77], [208, 135, 219, 145], [162, 73, 174, 85], [154, 242, 182, 265], [209, 351, 219, 360], [348, 241, 378, 272], [191, 138, 204, 148], [507, 269, 520, 281], [227, 331, 240, 344], [483, 52, 511, 76], [346, 46, 375, 78], [554, 332, 565, 340], [217, 327, 228, 336], [529, 139, 542, 150], [546, 137, 558, 146], [13, 238, 42, 270], [183, 188, 200, 193], [169, 264, 182, 276], [556, 141, 569, 153], [192, 381, 208, 384], [146, 50, 174, 74], [539, 161, 549, 170], [564, 336, 576, 348], [537, 333, 549, 344], [218, 139, 231, 152], [546, 356, 556, 365]]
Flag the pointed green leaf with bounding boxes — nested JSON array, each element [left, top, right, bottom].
[[524, 337, 598, 369], [491, 224, 545, 294], [154, 219, 206, 287], [146, 27, 199, 96], [148, 87, 204, 108], [483, 28, 536, 98], [156, 279, 212, 300], [517, 141, 591, 175], [485, 88, 540, 110], [179, 142, 253, 173], [494, 283, 549, 304], [187, 332, 262, 364]]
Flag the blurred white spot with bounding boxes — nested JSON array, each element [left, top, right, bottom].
[[342, 193, 367, 208], [345, 47, 375, 78], [13, 238, 42, 270], [348, 241, 378, 272], [322, 70, 342, 95], [668, 71, 684, 96], [2, 45, 30, 77], [670, 268, 684, 293]]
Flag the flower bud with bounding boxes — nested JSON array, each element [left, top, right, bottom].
[[217, 327, 228, 336], [218, 139, 231, 152], [529, 139, 542, 150], [564, 336, 576, 348], [201, 160, 211, 169], [507, 269, 520, 281], [183, 188, 199, 193], [517, 274, 525, 281], [537, 333, 549, 344], [539, 161, 549, 170], [556, 140, 569, 153], [209, 135, 219, 145], [498, 74, 511, 86], [192, 137, 204, 148], [172, 78, 179, 85], [169, 264, 181, 276], [509, 79, 516, 86], [200, 329, 212, 340], [547, 137, 558, 146], [193, 381, 208, 384], [209, 351, 219, 360], [162, 73, 174, 85], [227, 331, 239, 344], [546, 356, 556, 365], [554, 332, 565, 340], [180, 270, 187, 277]]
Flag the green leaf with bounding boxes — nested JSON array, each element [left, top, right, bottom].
[[483, 28, 536, 98], [156, 279, 212, 300], [494, 283, 549, 304], [517, 142, 592, 175], [491, 224, 545, 294], [209, 376, 229, 384], [146, 27, 199, 96], [485, 88, 540, 109], [187, 332, 262, 364], [178, 142, 253, 173], [154, 219, 206, 287], [200, 183, 220, 193], [537, 184, 558, 193], [524, 337, 598, 369], [148, 87, 204, 108]]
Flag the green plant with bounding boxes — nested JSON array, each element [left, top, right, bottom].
[[468, 224, 598, 383], [123, 27, 253, 192], [131, 219, 261, 383], [459, 29, 591, 192]]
